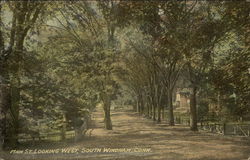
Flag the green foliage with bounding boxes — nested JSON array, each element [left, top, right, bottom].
[[0, 1, 249, 148]]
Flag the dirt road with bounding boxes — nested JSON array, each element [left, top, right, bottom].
[[2, 107, 250, 160]]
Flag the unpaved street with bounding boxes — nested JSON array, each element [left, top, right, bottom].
[[2, 107, 250, 160]]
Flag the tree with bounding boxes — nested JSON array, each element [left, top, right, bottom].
[[118, 1, 189, 125], [209, 1, 249, 121], [44, 1, 123, 130], [0, 1, 46, 148]]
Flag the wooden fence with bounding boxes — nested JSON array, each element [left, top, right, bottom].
[[199, 123, 250, 137], [18, 131, 75, 142], [17, 128, 95, 143], [174, 116, 250, 137]]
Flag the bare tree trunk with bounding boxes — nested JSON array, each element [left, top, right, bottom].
[[146, 100, 150, 118], [133, 101, 137, 112], [153, 103, 156, 121], [136, 98, 139, 112], [0, 85, 4, 151], [217, 91, 220, 112], [103, 94, 112, 130], [6, 12, 26, 147], [74, 123, 84, 142], [0, 5, 8, 150], [149, 96, 154, 119], [149, 99, 152, 118], [161, 105, 165, 120], [167, 89, 174, 126], [157, 105, 161, 123], [0, 79, 11, 150], [140, 93, 144, 115], [9, 80, 20, 148], [138, 95, 141, 115], [0, 83, 10, 150], [61, 114, 67, 141], [157, 87, 164, 123], [190, 86, 198, 131], [138, 93, 144, 115], [7, 38, 24, 148]]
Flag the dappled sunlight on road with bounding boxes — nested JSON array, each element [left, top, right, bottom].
[[2, 107, 250, 160], [72, 107, 250, 160]]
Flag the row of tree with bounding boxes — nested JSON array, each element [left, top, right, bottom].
[[0, 1, 123, 149], [116, 1, 249, 131], [0, 1, 249, 150]]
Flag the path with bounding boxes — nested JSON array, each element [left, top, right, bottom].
[[2, 106, 250, 160]]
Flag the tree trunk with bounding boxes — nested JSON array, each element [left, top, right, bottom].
[[157, 105, 161, 123], [8, 82, 20, 148], [157, 87, 164, 123], [74, 123, 84, 142], [7, 44, 24, 148], [0, 3, 43, 149], [140, 93, 144, 115], [61, 126, 66, 141], [138, 93, 144, 115], [6, 17, 26, 147], [133, 101, 137, 112], [217, 91, 220, 112], [0, 85, 4, 151], [190, 86, 198, 131], [167, 89, 174, 126], [147, 96, 151, 118], [149, 100, 152, 118], [103, 94, 112, 130], [136, 98, 139, 112], [0, 5, 9, 152], [0, 82, 10, 150], [153, 103, 156, 121], [146, 100, 150, 118], [138, 96, 141, 114], [0, 52, 11, 150], [61, 114, 67, 141], [161, 105, 165, 120], [149, 96, 154, 120]]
